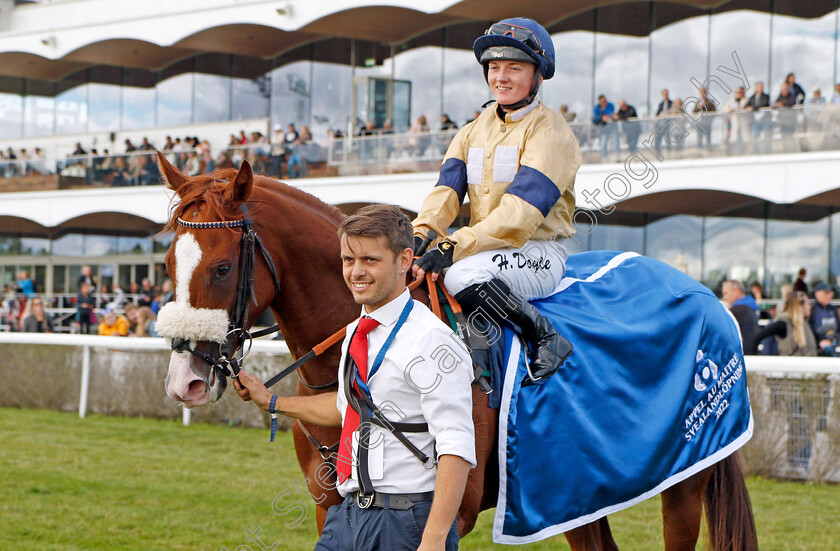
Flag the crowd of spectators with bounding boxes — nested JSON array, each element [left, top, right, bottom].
[[0, 265, 166, 337], [721, 267, 840, 357], [587, 73, 840, 161]]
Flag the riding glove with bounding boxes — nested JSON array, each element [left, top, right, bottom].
[[415, 240, 455, 275]]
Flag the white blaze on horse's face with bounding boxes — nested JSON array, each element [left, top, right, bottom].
[[175, 232, 201, 307], [160, 232, 231, 407]]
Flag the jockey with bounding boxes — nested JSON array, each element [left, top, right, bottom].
[[412, 17, 581, 384]]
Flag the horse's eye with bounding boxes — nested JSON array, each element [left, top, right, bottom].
[[215, 265, 231, 278]]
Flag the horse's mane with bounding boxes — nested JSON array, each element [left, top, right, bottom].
[[162, 170, 345, 233]]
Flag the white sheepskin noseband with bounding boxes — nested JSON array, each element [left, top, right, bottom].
[[155, 302, 230, 344]]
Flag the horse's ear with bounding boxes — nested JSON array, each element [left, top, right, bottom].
[[157, 151, 188, 193], [225, 160, 253, 207]]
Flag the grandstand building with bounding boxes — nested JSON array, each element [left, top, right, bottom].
[[1, 0, 840, 298]]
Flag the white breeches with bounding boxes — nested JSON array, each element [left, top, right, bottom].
[[444, 240, 568, 300]]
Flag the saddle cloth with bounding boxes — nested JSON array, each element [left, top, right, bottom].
[[492, 250, 753, 544]]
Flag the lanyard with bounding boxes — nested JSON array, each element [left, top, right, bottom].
[[354, 297, 414, 399]]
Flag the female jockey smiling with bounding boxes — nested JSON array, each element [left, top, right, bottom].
[[412, 17, 581, 385]]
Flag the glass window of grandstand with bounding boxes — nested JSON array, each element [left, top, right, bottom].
[[649, 10, 711, 150], [702, 217, 764, 294], [589, 223, 644, 252], [765, 217, 829, 297], [646, 215, 703, 280], [0, 77, 24, 140], [270, 61, 312, 131], [232, 56, 270, 121], [156, 59, 194, 127], [121, 70, 157, 130], [194, 54, 232, 124], [23, 80, 56, 138], [54, 78, 89, 135], [311, 57, 352, 140], [543, 30, 595, 122], [441, 24, 490, 130]]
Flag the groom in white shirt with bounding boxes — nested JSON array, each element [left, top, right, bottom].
[[236, 204, 475, 550]]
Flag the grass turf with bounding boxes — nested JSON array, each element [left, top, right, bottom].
[[1, 408, 836, 550]]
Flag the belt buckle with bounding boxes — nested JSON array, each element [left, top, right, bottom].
[[356, 492, 375, 509]]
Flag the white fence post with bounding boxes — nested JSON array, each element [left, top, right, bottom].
[[79, 344, 90, 418]]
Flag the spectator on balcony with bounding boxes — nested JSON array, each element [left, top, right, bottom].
[[22, 296, 53, 333], [654, 88, 674, 153], [559, 104, 575, 123], [465, 110, 482, 124], [616, 99, 640, 154], [775, 82, 798, 149], [131, 306, 159, 337], [439, 114, 458, 131], [77, 265, 97, 293], [238, 130, 248, 144], [299, 125, 313, 143], [410, 114, 431, 156], [807, 87, 825, 105], [776, 291, 817, 356], [185, 150, 200, 177], [124, 302, 139, 334], [832, 83, 840, 104], [16, 270, 35, 298], [693, 87, 716, 151], [725, 87, 750, 154], [163, 136, 175, 151], [31, 147, 48, 175], [746, 81, 771, 153], [593, 94, 620, 162], [76, 282, 95, 334], [283, 124, 299, 146], [137, 278, 154, 308], [138, 154, 160, 185], [785, 73, 806, 104], [139, 137, 155, 151], [810, 282, 840, 355], [98, 308, 130, 337], [124, 139, 136, 153], [110, 156, 131, 186], [160, 279, 174, 308], [71, 143, 86, 157]]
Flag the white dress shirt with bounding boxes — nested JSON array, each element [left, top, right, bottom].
[[336, 288, 476, 497]]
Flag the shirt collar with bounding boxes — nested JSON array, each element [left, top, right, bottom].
[[500, 100, 539, 123], [360, 288, 411, 329]]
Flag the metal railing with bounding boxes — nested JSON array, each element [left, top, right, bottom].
[[3, 104, 840, 189], [0, 331, 291, 426]]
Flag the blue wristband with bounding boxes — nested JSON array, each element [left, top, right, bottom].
[[269, 395, 278, 443]]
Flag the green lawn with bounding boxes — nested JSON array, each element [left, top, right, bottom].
[[0, 408, 836, 550]]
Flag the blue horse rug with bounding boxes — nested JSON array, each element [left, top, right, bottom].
[[492, 251, 753, 544]]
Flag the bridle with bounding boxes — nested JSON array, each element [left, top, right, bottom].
[[171, 204, 282, 379]]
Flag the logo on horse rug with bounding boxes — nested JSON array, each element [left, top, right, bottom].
[[492, 251, 753, 544]]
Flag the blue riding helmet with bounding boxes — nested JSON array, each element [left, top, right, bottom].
[[473, 17, 555, 80]]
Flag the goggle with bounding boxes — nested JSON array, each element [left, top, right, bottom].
[[486, 23, 544, 56]]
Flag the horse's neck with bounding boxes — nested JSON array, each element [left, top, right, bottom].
[[255, 189, 357, 362]]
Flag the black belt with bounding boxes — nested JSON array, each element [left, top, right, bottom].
[[348, 491, 435, 510]]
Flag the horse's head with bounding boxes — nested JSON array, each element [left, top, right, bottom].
[[156, 152, 278, 407]]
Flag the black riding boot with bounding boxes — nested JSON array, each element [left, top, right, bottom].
[[455, 278, 572, 385]]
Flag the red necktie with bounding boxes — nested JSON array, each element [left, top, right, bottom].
[[337, 316, 380, 483]]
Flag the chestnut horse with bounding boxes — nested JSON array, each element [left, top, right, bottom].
[[158, 154, 758, 551]]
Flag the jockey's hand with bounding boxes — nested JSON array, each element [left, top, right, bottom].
[[414, 240, 455, 282], [233, 371, 272, 412]]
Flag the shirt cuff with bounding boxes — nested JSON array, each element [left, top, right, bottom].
[[434, 428, 477, 468]]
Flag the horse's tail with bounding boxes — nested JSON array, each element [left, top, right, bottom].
[[702, 453, 759, 551]]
